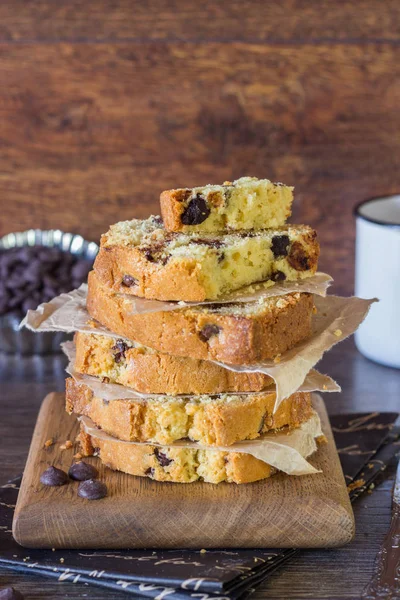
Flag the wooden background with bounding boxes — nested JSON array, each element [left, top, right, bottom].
[[1, 1, 400, 294]]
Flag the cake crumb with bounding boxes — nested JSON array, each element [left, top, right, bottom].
[[200, 549, 207, 554], [347, 478, 366, 492], [74, 452, 83, 460], [333, 329, 343, 337], [60, 440, 73, 451], [60, 557, 65, 563], [273, 354, 281, 364], [44, 438, 54, 448]]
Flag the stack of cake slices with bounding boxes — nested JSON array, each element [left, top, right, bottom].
[[66, 176, 325, 484]]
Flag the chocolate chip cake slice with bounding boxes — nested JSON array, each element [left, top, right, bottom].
[[67, 378, 313, 446], [79, 410, 321, 484], [160, 176, 294, 233], [74, 332, 273, 394], [94, 215, 319, 301], [87, 271, 315, 364]]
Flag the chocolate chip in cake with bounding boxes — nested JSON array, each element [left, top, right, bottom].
[[271, 235, 290, 258], [0, 587, 25, 600], [287, 241, 310, 271], [154, 448, 173, 467], [191, 238, 225, 249], [68, 461, 99, 481], [181, 194, 211, 225], [143, 249, 156, 262], [40, 466, 69, 487], [151, 215, 164, 226], [112, 339, 128, 355], [122, 274, 138, 287], [145, 467, 155, 477], [218, 252, 225, 263], [77, 479, 107, 500], [199, 324, 220, 342], [271, 270, 286, 282]]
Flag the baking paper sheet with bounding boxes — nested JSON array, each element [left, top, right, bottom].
[[117, 272, 332, 314], [63, 341, 340, 402], [22, 287, 374, 406], [80, 405, 323, 476]]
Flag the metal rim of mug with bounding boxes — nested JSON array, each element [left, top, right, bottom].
[[353, 195, 400, 229]]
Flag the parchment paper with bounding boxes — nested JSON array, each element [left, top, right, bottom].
[[22, 288, 374, 407], [63, 341, 340, 401], [119, 272, 332, 314], [80, 406, 323, 476]]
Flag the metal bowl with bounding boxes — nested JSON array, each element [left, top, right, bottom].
[[0, 229, 98, 355]]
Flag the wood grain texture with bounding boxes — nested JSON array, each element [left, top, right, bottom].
[[1, 39, 400, 293], [0, 1, 399, 43], [13, 392, 354, 550]]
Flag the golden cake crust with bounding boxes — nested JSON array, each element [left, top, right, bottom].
[[67, 378, 313, 446], [79, 424, 275, 484], [86, 271, 315, 364], [74, 332, 273, 394]]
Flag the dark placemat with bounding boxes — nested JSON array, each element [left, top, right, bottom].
[[0, 411, 398, 600]]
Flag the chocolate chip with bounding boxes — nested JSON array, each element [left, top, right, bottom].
[[271, 235, 290, 258], [287, 242, 310, 271], [181, 194, 211, 225], [218, 252, 225, 263], [68, 461, 99, 481], [145, 467, 155, 477], [112, 339, 129, 358], [199, 324, 220, 342], [121, 274, 137, 287], [143, 249, 155, 262], [77, 479, 107, 500], [271, 270, 286, 282], [151, 215, 164, 226], [113, 352, 123, 363], [191, 238, 225, 249], [0, 587, 25, 600], [154, 448, 173, 467], [258, 413, 268, 434], [40, 466, 69, 487]]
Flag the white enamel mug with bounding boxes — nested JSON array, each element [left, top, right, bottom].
[[354, 195, 400, 368]]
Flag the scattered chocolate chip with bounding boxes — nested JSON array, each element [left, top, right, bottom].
[[102, 376, 110, 383], [40, 466, 69, 487], [0, 587, 25, 600], [145, 467, 155, 477], [287, 241, 310, 271], [151, 216, 164, 226], [199, 324, 221, 342], [68, 461, 99, 481], [93, 447, 100, 455], [113, 352, 124, 363], [271, 235, 290, 258], [181, 194, 211, 225], [218, 252, 225, 263], [271, 270, 286, 282], [77, 479, 107, 500], [121, 274, 137, 287], [0, 246, 93, 316], [258, 412, 270, 434], [154, 448, 173, 467]]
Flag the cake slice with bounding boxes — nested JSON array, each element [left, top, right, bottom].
[[87, 271, 315, 364], [93, 215, 319, 301], [74, 332, 273, 394], [67, 378, 313, 446], [79, 410, 321, 484], [160, 176, 294, 233]]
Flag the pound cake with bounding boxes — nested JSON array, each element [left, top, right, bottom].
[[87, 271, 315, 364], [66, 378, 313, 446], [79, 410, 321, 484], [160, 176, 294, 233], [74, 332, 273, 394], [93, 215, 319, 301]]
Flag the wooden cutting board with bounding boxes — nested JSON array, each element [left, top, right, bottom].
[[12, 392, 354, 549]]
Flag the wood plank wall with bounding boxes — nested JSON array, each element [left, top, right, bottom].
[[0, 1, 400, 294]]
